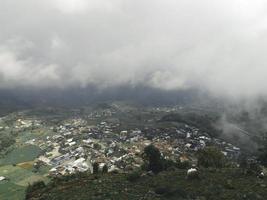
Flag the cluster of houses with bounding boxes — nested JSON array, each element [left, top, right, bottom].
[[25, 116, 242, 177], [1, 108, 243, 178]]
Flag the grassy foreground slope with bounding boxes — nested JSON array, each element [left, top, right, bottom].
[[26, 168, 267, 200]]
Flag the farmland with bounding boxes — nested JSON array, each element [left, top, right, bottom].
[[0, 145, 42, 166]]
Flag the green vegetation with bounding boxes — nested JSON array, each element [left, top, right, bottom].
[[126, 170, 142, 182], [0, 130, 17, 154], [92, 162, 99, 174], [102, 165, 108, 174], [25, 181, 46, 196], [142, 145, 184, 174], [0, 134, 15, 152], [142, 145, 164, 174], [25, 168, 267, 200], [0, 164, 49, 200], [0, 145, 42, 166], [258, 142, 267, 167], [160, 113, 221, 137], [0, 181, 25, 200], [197, 147, 226, 168]]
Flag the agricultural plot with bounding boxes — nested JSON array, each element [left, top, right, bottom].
[[0, 165, 49, 200], [0, 181, 25, 200], [0, 145, 42, 165], [16, 128, 54, 143], [0, 165, 45, 185]]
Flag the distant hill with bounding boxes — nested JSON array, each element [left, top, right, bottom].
[[0, 86, 208, 112], [0, 90, 30, 115]]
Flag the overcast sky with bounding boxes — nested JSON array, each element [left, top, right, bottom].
[[1, 0, 267, 99]]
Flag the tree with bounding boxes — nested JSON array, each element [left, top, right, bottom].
[[142, 145, 164, 174], [238, 154, 248, 169], [197, 147, 225, 168], [93, 162, 99, 174], [102, 165, 108, 173], [26, 181, 46, 194], [258, 142, 267, 167]]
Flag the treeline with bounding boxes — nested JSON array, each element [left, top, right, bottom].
[[160, 113, 222, 137], [0, 131, 16, 154]]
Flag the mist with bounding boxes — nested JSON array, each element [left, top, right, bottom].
[[1, 0, 267, 101]]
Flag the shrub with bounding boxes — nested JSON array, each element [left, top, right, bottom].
[[142, 145, 164, 174], [176, 160, 190, 169], [102, 165, 108, 173], [155, 186, 187, 198], [126, 171, 141, 182], [246, 162, 262, 175], [197, 147, 225, 168], [258, 143, 267, 167], [93, 162, 99, 174], [155, 186, 171, 195], [163, 159, 178, 170], [26, 180, 46, 194]]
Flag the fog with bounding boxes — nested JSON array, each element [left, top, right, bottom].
[[1, 0, 267, 100]]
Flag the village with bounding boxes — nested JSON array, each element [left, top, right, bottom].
[[0, 106, 264, 200], [15, 113, 242, 177]]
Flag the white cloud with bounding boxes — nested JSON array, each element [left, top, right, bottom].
[[0, 46, 60, 88], [52, 0, 89, 14], [51, 0, 120, 14], [1, 0, 267, 99]]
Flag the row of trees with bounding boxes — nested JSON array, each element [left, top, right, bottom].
[[143, 143, 267, 176], [92, 163, 108, 174], [142, 145, 226, 174]]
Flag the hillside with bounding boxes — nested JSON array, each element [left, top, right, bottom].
[[26, 168, 267, 200]]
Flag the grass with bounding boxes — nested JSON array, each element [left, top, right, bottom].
[[16, 127, 55, 143], [26, 168, 267, 200], [0, 181, 25, 200], [0, 145, 42, 165], [0, 165, 48, 185], [0, 164, 50, 200]]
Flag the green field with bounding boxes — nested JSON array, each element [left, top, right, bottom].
[[0, 181, 25, 200], [0, 145, 42, 166], [0, 165, 49, 200], [0, 124, 52, 200]]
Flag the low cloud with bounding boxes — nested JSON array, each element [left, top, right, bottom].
[[1, 0, 267, 100]]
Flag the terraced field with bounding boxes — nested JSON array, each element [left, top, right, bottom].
[[0, 164, 49, 200], [0, 144, 49, 200], [0, 145, 42, 166]]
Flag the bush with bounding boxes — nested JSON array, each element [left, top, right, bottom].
[[246, 162, 262, 175], [258, 143, 267, 167], [197, 147, 225, 168], [154, 186, 187, 198], [176, 160, 190, 169], [26, 180, 46, 194], [141, 162, 149, 171], [127, 171, 141, 182], [93, 162, 99, 174], [142, 145, 184, 173], [155, 186, 172, 195], [142, 145, 164, 174], [163, 159, 178, 170], [102, 165, 108, 173]]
